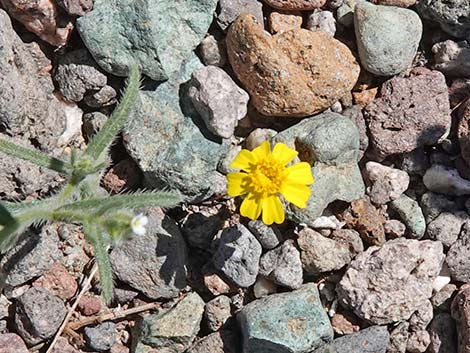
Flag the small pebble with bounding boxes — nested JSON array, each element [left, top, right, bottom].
[[384, 219, 406, 238], [84, 322, 117, 352], [253, 276, 277, 298], [268, 10, 303, 34], [204, 296, 232, 332], [198, 35, 228, 67], [365, 161, 410, 205], [389, 194, 426, 239], [306, 10, 336, 37], [247, 219, 282, 249]]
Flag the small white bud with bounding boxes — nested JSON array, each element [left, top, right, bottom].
[[130, 214, 148, 236]]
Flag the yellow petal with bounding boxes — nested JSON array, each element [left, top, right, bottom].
[[285, 162, 314, 185], [261, 194, 285, 225], [280, 183, 312, 209], [272, 143, 298, 165], [251, 140, 270, 161], [240, 193, 263, 220], [227, 172, 249, 197], [230, 149, 257, 172]]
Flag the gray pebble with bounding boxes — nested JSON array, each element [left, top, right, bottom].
[[83, 85, 117, 108], [84, 322, 116, 351], [217, 0, 263, 31], [426, 211, 467, 248], [306, 10, 336, 37], [384, 219, 406, 239], [199, 35, 228, 67], [247, 220, 282, 250], [204, 295, 232, 332], [213, 224, 262, 287], [420, 192, 457, 223], [447, 221, 470, 282]]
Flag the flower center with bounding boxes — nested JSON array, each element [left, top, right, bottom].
[[249, 157, 285, 194]]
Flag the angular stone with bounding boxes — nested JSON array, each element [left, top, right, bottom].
[[365, 162, 409, 205], [431, 284, 457, 312], [389, 194, 426, 239], [238, 283, 333, 353], [384, 219, 406, 238], [337, 238, 444, 324], [259, 240, 303, 289], [262, 0, 327, 10], [217, 0, 263, 31], [354, 1, 422, 76], [247, 220, 282, 249], [312, 326, 389, 353], [298, 228, 356, 274], [110, 208, 187, 299], [226, 14, 360, 117], [365, 68, 451, 158], [77, 0, 216, 80], [447, 221, 470, 282], [427, 211, 467, 248], [133, 292, 205, 353], [213, 224, 262, 287], [124, 55, 228, 201], [198, 35, 228, 67], [451, 284, 470, 353], [188, 66, 249, 138], [0, 0, 73, 46], [417, 0, 470, 39], [427, 313, 457, 353], [433, 40, 470, 77], [14, 287, 66, 345], [273, 112, 365, 224], [268, 10, 303, 34], [204, 296, 232, 332]]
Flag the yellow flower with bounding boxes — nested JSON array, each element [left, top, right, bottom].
[[227, 141, 314, 225]]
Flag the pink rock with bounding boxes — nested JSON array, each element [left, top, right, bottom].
[[0, 0, 73, 46], [102, 158, 142, 194], [33, 262, 78, 300], [77, 294, 102, 316], [0, 333, 28, 353], [50, 337, 81, 353]]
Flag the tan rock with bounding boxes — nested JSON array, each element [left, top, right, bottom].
[[268, 10, 303, 34], [227, 14, 360, 117], [33, 262, 78, 300], [263, 0, 326, 10], [370, 0, 416, 7], [0, 0, 73, 46]]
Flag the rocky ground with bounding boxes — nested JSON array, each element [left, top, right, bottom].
[[0, 0, 469, 352]]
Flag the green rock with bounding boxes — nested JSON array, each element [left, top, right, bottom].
[[354, 1, 422, 76], [132, 292, 205, 353], [77, 0, 217, 81], [238, 283, 333, 353], [389, 194, 426, 239], [124, 55, 229, 201], [273, 112, 365, 225]]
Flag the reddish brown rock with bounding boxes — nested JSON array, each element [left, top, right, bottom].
[[226, 13, 360, 117], [50, 337, 81, 353], [203, 272, 236, 296], [0, 333, 28, 353], [331, 312, 361, 335], [77, 294, 102, 316], [451, 284, 470, 353], [57, 0, 93, 16], [102, 158, 142, 194], [0, 0, 73, 46], [263, 0, 326, 10], [370, 0, 416, 7], [268, 10, 303, 34], [33, 262, 78, 300], [364, 68, 451, 159], [339, 198, 386, 246], [352, 87, 377, 108]]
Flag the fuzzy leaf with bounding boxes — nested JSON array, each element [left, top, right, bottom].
[[0, 138, 69, 174], [83, 65, 141, 162]]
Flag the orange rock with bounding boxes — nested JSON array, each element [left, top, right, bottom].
[[352, 87, 378, 107], [263, 0, 326, 10], [268, 10, 303, 34], [227, 14, 360, 117]]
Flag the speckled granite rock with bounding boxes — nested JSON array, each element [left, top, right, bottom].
[[124, 55, 229, 201], [226, 14, 360, 117], [77, 0, 217, 80], [354, 1, 422, 76], [238, 283, 333, 353], [337, 238, 444, 324]]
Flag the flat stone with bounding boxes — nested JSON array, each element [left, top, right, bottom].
[[311, 326, 389, 353], [226, 14, 360, 117], [259, 240, 303, 289], [416, 0, 470, 39], [451, 284, 470, 353], [110, 208, 187, 299], [364, 68, 451, 158], [447, 221, 470, 282], [14, 287, 66, 345], [188, 65, 249, 138], [124, 55, 228, 201], [262, 0, 327, 10], [427, 313, 457, 353], [1, 224, 62, 288], [217, 0, 263, 31], [238, 283, 333, 353], [77, 0, 216, 80], [337, 238, 444, 324], [365, 162, 409, 205], [213, 224, 262, 287], [423, 164, 470, 195], [427, 211, 467, 248], [354, 1, 422, 76], [433, 40, 470, 77], [389, 194, 426, 239], [273, 112, 365, 224], [133, 292, 205, 353], [297, 228, 357, 274], [0, 0, 73, 46]]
